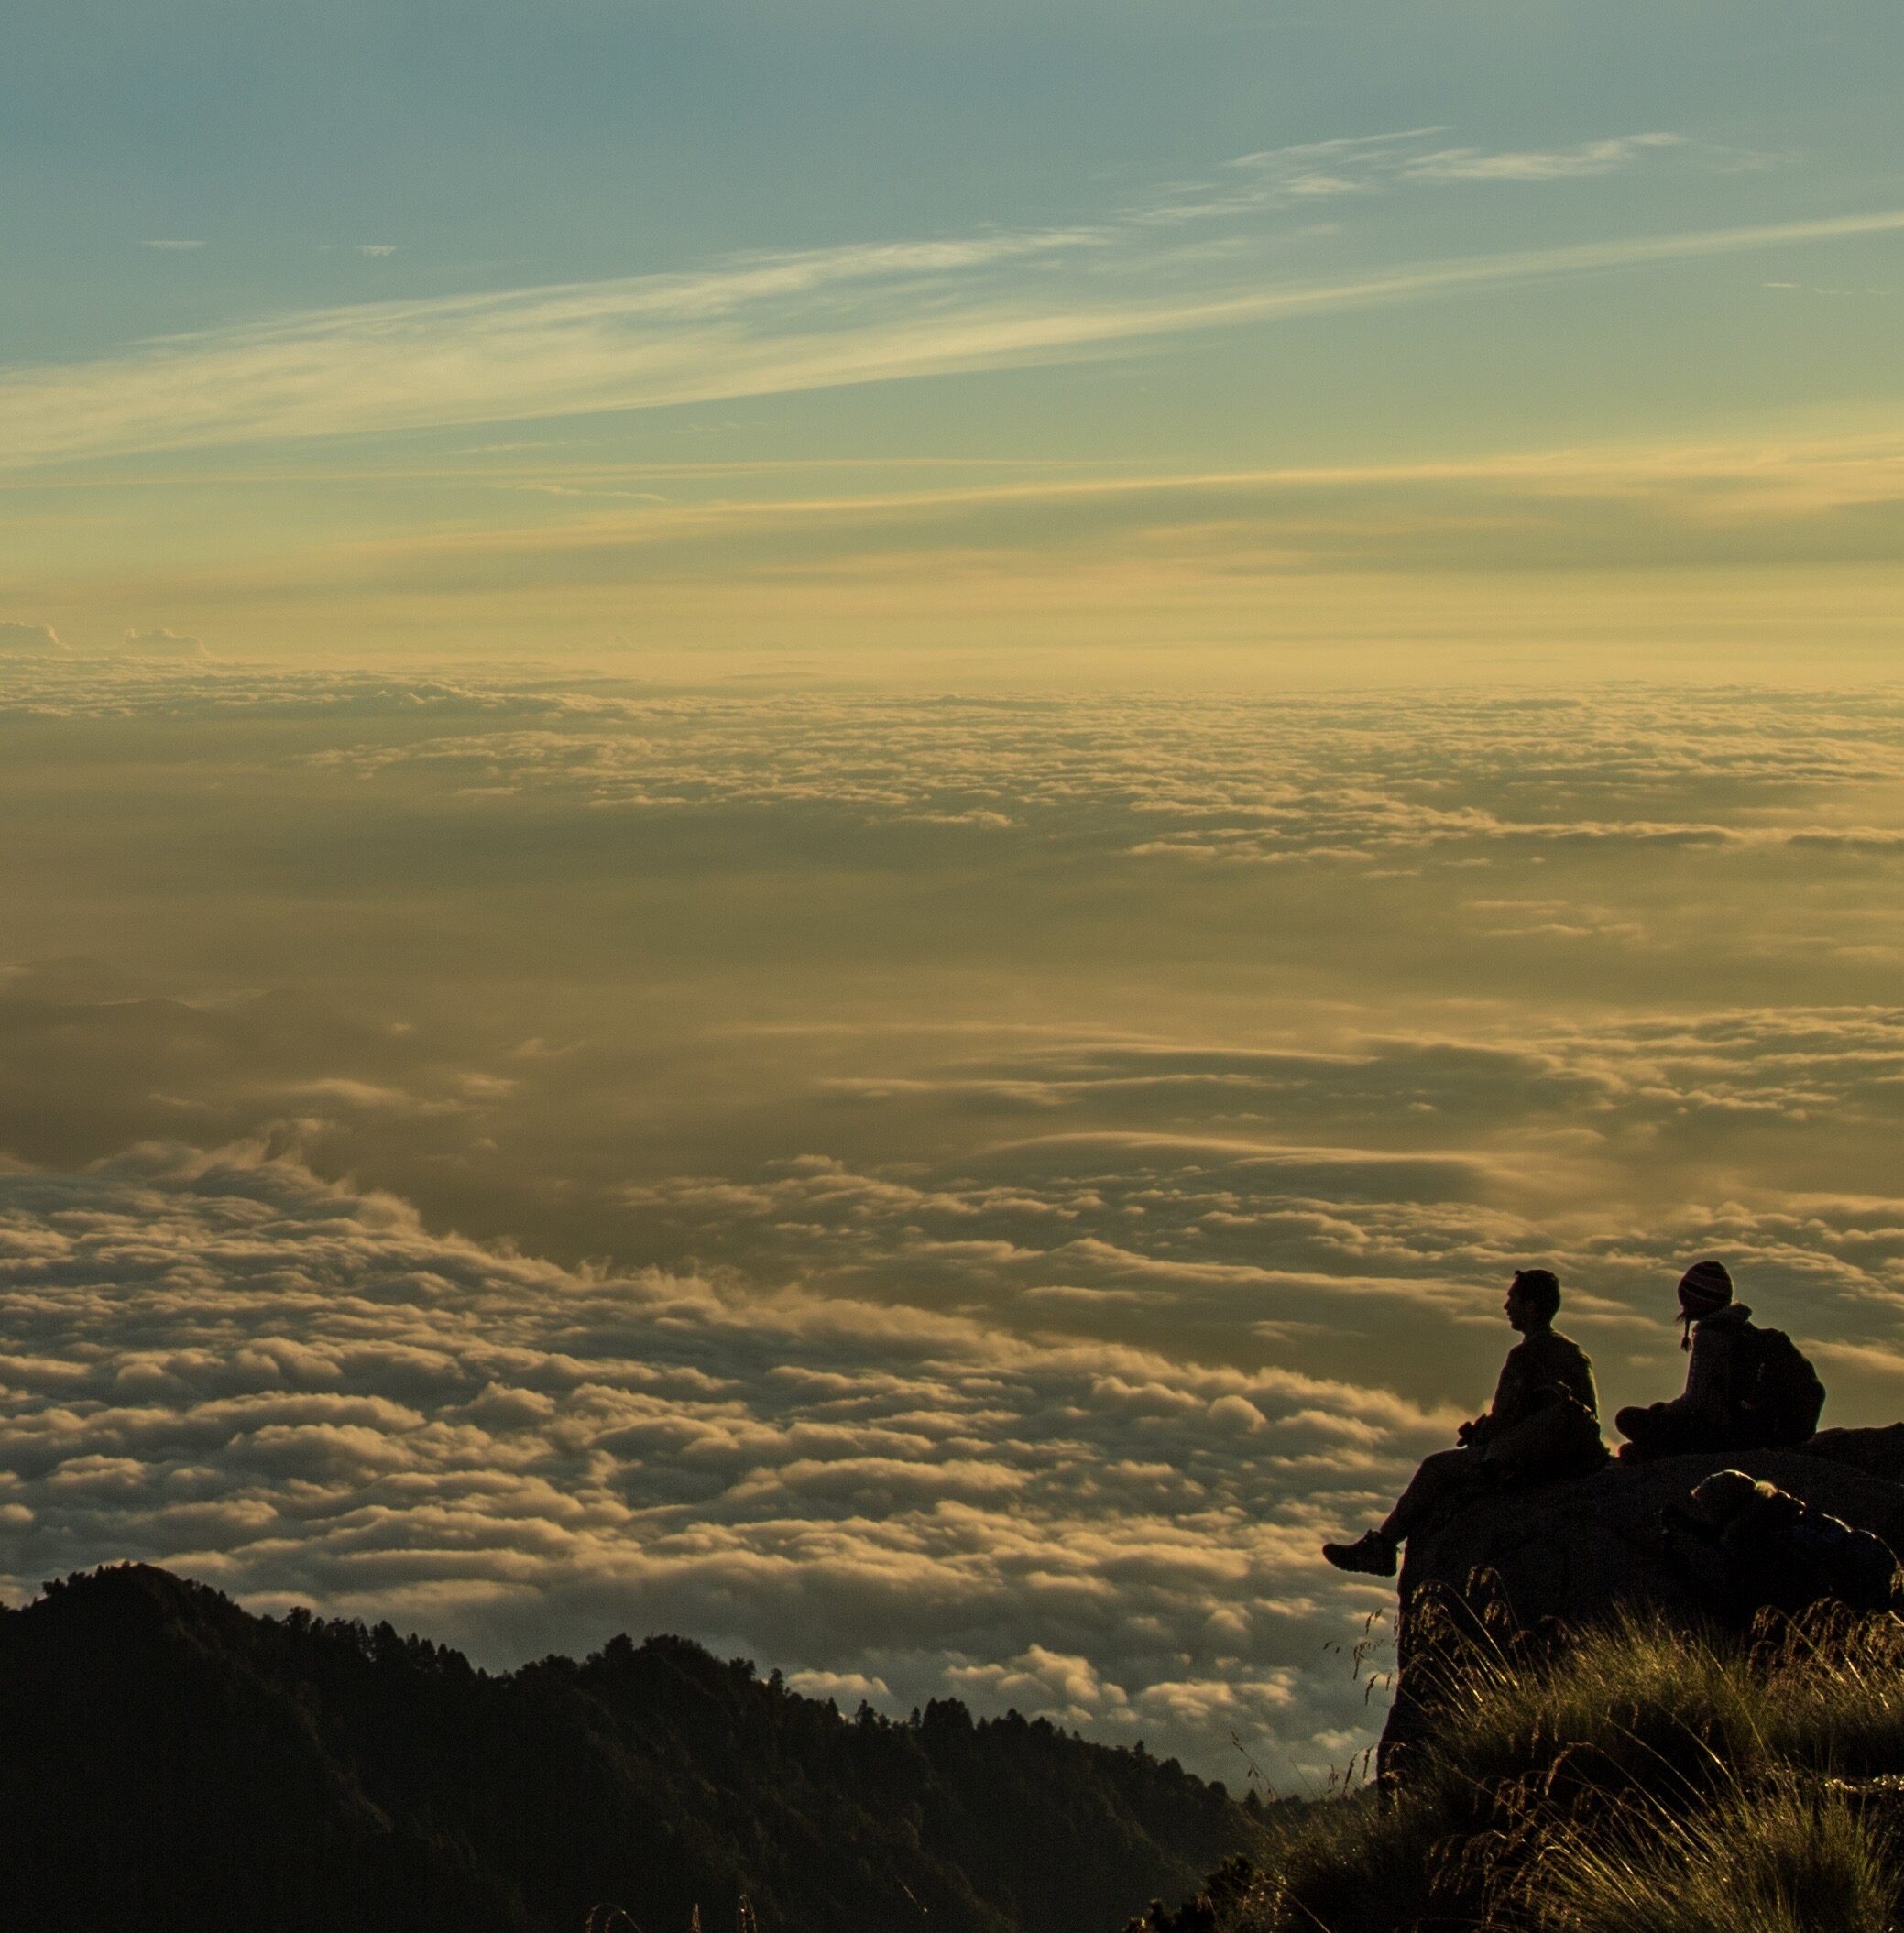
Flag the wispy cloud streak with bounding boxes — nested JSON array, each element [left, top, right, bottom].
[[1136, 129, 1689, 223], [4, 169, 1899, 468]]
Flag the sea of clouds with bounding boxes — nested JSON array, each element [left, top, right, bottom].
[[3, 661, 1904, 1785], [0, 1139, 1441, 1784]]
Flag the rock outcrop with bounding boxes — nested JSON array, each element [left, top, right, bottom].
[[1379, 1427, 1904, 1775]]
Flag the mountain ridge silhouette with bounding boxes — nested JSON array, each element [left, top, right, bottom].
[[0, 1563, 1253, 1933]]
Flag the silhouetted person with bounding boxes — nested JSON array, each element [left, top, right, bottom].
[[1659, 1469, 1899, 1621], [1321, 1268, 1603, 1577], [1616, 1261, 1824, 1458]]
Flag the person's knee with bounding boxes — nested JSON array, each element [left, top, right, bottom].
[[1616, 1403, 1671, 1443], [1406, 1447, 1476, 1495]]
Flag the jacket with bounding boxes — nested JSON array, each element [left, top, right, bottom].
[[1472, 1327, 1602, 1469], [1483, 1327, 1599, 1433], [1673, 1303, 1756, 1425]]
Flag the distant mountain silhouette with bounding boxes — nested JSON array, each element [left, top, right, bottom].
[[0, 1564, 1254, 1933]]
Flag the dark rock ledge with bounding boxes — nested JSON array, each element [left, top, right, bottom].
[[1381, 1425, 1904, 1774]]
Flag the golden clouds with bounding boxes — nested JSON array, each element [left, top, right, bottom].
[[10, 432, 1899, 669]]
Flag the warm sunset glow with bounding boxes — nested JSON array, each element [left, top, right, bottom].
[[2, 0, 1899, 1789]]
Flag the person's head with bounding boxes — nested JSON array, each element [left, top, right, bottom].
[[1506, 1267, 1561, 1331], [1688, 1469, 1776, 1529], [1677, 1259, 1734, 1349]]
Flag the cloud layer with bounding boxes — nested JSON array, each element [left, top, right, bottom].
[[303, 679, 1904, 877], [0, 1141, 1442, 1784], [4, 666, 1904, 1783]]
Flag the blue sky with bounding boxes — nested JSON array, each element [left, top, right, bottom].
[[11, 1, 1899, 377], [2, 1, 1900, 661]]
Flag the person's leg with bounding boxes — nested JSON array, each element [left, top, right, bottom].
[[1617, 1402, 1727, 1461], [1379, 1447, 1482, 1544], [1614, 1403, 1665, 1459], [1324, 1448, 1480, 1574]]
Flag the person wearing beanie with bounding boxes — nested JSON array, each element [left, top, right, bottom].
[[1615, 1260, 1759, 1458], [1321, 1267, 1604, 1578], [1677, 1259, 1735, 1343]]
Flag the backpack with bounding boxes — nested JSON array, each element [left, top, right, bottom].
[[1787, 1511, 1900, 1613], [1733, 1326, 1826, 1447]]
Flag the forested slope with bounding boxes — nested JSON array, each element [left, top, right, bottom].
[[0, 1564, 1253, 1933]]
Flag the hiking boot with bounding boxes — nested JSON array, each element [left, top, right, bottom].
[[1321, 1530, 1397, 1577]]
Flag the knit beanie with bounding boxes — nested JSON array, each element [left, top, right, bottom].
[[1677, 1259, 1734, 1350]]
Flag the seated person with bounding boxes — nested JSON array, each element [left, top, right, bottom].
[[1660, 1469, 1899, 1621], [1322, 1267, 1603, 1578], [1616, 1260, 1823, 1458]]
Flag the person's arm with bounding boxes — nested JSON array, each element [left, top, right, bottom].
[[1562, 1345, 1600, 1421], [1475, 1342, 1528, 1436], [1681, 1324, 1732, 1420]]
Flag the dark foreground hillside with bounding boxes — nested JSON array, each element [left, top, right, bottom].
[[0, 1565, 1253, 1933], [1137, 1609, 1904, 1933]]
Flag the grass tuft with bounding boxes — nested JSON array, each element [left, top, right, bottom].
[[1144, 1607, 1904, 1933], [1527, 1775, 1896, 1933]]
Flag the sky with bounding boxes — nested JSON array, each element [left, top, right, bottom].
[[4, 0, 1903, 670], [2, 0, 1903, 1791]]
